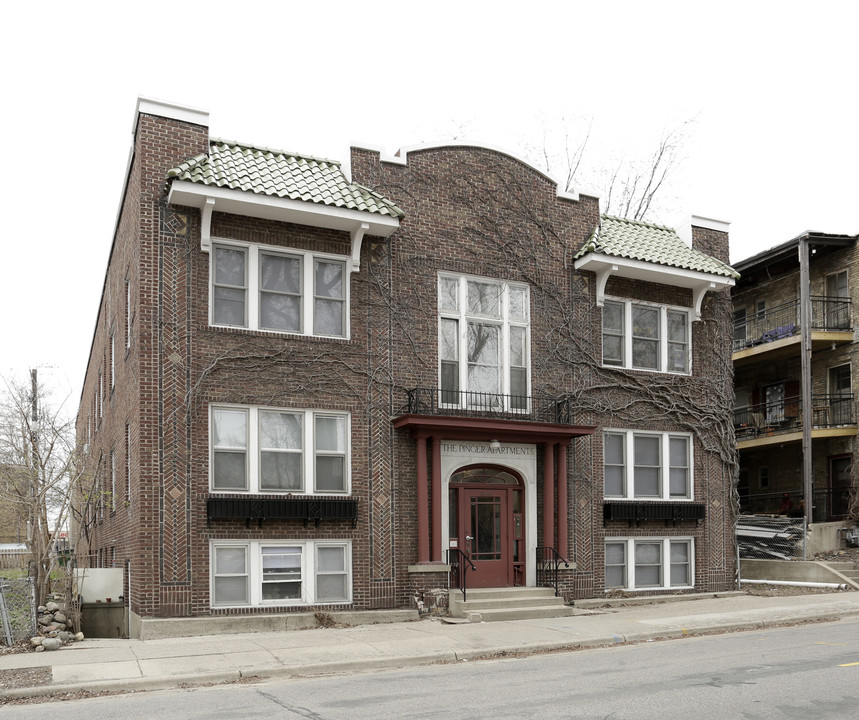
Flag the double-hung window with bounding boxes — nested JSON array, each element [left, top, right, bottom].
[[602, 299, 690, 373], [603, 430, 691, 499], [211, 405, 350, 494], [212, 540, 351, 607], [438, 274, 530, 410], [212, 242, 348, 338], [604, 538, 693, 590]]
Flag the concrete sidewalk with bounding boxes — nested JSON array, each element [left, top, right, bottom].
[[3, 591, 859, 700]]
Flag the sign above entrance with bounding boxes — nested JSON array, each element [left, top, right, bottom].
[[441, 442, 536, 458]]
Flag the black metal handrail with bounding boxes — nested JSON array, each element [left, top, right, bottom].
[[405, 387, 572, 424], [447, 547, 476, 602], [536, 546, 569, 597], [733, 296, 852, 352]]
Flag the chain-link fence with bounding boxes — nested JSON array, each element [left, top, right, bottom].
[[737, 515, 807, 560], [0, 576, 37, 645]]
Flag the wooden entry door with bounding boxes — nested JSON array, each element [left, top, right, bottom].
[[458, 488, 510, 587]]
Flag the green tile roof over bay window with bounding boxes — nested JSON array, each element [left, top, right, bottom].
[[575, 215, 739, 279], [168, 140, 404, 219]]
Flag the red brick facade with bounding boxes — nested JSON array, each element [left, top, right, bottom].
[[76, 103, 737, 631]]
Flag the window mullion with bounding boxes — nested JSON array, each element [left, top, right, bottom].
[[248, 247, 260, 331], [663, 538, 671, 589], [661, 434, 669, 500], [249, 542, 260, 605], [660, 307, 667, 372], [624, 301, 632, 368], [625, 432, 633, 499], [304, 254, 314, 336], [627, 539, 635, 589], [249, 407, 259, 493], [303, 540, 312, 604]]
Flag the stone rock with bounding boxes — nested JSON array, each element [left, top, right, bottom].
[[37, 606, 47, 613], [41, 637, 61, 651], [45, 601, 60, 613], [34, 645, 45, 652], [75, 632, 84, 642], [38, 615, 52, 626], [30, 636, 43, 647], [49, 621, 65, 631], [53, 612, 67, 624], [57, 631, 73, 643]]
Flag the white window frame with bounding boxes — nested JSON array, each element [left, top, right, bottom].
[[603, 430, 693, 500], [210, 240, 351, 339], [209, 404, 351, 495], [604, 538, 694, 591], [437, 273, 531, 410], [210, 539, 352, 608], [602, 298, 691, 374]]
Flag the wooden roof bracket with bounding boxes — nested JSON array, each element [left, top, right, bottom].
[[200, 197, 216, 253]]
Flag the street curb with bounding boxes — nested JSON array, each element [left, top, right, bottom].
[[4, 605, 859, 701], [0, 670, 243, 700]]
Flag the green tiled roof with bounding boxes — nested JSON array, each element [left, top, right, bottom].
[[575, 216, 739, 278], [167, 139, 404, 219]]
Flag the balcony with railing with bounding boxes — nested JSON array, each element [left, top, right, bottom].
[[403, 388, 573, 424], [739, 488, 854, 522], [735, 393, 856, 448], [733, 296, 852, 359]]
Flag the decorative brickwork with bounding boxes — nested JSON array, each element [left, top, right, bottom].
[[76, 107, 738, 629]]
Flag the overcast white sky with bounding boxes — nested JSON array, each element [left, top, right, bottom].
[[1, 1, 857, 409]]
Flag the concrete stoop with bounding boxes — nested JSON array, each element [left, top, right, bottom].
[[449, 586, 575, 622]]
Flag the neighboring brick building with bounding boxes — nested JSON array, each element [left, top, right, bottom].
[[732, 232, 859, 527], [75, 98, 739, 636]]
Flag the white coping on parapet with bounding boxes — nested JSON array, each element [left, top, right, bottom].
[[351, 140, 600, 204]]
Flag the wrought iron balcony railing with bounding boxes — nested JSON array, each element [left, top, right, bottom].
[[734, 393, 855, 439], [733, 296, 852, 352], [404, 387, 573, 424]]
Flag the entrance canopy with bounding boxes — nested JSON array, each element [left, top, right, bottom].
[[394, 414, 594, 570]]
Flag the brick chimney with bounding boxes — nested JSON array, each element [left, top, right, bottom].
[[684, 215, 731, 265]]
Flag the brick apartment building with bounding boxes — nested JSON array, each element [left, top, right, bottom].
[[75, 98, 739, 636]]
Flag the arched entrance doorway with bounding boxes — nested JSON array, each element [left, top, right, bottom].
[[449, 465, 524, 587]]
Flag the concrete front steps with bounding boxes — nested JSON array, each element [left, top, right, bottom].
[[449, 586, 575, 622], [824, 561, 859, 589]]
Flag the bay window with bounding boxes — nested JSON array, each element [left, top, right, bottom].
[[211, 405, 350, 494], [212, 540, 351, 607], [602, 299, 690, 373], [604, 538, 693, 590], [603, 430, 691, 499], [438, 274, 530, 409], [212, 242, 348, 338]]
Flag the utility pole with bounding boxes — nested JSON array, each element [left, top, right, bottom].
[[29, 369, 41, 586], [798, 238, 814, 542]]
